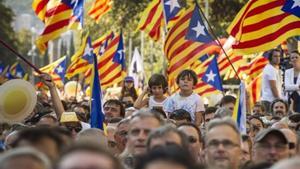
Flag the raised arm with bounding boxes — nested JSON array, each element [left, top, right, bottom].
[[39, 73, 65, 119]]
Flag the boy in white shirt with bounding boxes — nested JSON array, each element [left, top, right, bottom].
[[164, 69, 205, 126]]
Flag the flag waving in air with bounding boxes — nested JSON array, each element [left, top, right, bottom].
[[165, 5, 219, 81], [10, 62, 26, 79], [137, 0, 164, 41], [32, 0, 50, 22], [163, 0, 181, 23], [40, 56, 67, 86], [36, 0, 84, 53], [88, 0, 112, 22], [66, 35, 94, 79], [201, 55, 223, 91], [232, 82, 247, 134], [54, 56, 67, 83], [90, 44, 105, 129], [227, 0, 300, 55], [185, 4, 213, 43]]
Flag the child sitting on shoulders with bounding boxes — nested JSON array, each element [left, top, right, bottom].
[[163, 69, 205, 126], [134, 74, 168, 110]]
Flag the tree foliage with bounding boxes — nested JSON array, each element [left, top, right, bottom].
[[0, 0, 18, 65]]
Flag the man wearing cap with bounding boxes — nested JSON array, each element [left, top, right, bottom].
[[252, 128, 289, 164]]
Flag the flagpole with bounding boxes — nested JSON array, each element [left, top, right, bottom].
[[194, 1, 241, 81], [0, 39, 43, 74], [161, 0, 168, 76]]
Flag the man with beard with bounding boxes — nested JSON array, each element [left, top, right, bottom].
[[271, 99, 289, 118], [103, 99, 125, 122], [252, 128, 289, 165], [204, 117, 241, 169], [261, 49, 283, 113]]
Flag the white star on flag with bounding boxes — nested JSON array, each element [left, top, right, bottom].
[[118, 50, 124, 60], [291, 0, 300, 9], [83, 44, 93, 56], [99, 45, 106, 55], [16, 72, 22, 78], [206, 70, 216, 82], [56, 65, 64, 73], [71, 0, 79, 6], [165, 0, 180, 13], [192, 21, 206, 37]]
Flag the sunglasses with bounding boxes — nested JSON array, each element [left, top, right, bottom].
[[66, 126, 82, 133]]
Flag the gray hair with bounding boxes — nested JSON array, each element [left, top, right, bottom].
[[77, 128, 108, 148], [130, 108, 164, 125], [206, 117, 241, 143], [117, 118, 131, 128], [0, 147, 51, 169], [146, 125, 189, 150], [270, 157, 300, 169], [214, 107, 233, 118]]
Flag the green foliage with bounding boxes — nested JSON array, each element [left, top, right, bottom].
[[209, 0, 247, 36], [0, 0, 18, 65], [15, 29, 32, 57]]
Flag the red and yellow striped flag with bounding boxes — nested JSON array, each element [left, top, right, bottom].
[[164, 5, 220, 82], [85, 34, 126, 89], [66, 35, 90, 79], [32, 0, 49, 22], [193, 57, 220, 97], [227, 0, 300, 55], [40, 56, 66, 87], [84, 32, 115, 85], [247, 73, 262, 110], [36, 0, 84, 53], [137, 0, 164, 41], [216, 48, 245, 79], [88, 0, 112, 22]]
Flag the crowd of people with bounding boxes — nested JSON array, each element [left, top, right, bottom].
[[0, 49, 300, 169]]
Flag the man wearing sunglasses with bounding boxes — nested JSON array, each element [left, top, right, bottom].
[[60, 112, 83, 139]]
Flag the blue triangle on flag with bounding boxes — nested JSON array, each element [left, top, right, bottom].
[[201, 55, 223, 91], [113, 33, 126, 70], [282, 0, 300, 18], [54, 57, 67, 83], [185, 5, 213, 43], [82, 37, 95, 64], [163, 0, 181, 23]]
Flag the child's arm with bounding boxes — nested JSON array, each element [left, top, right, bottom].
[[195, 96, 205, 126], [134, 87, 149, 109], [195, 111, 203, 126]]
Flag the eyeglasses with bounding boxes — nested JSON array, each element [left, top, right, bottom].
[[188, 136, 198, 143], [66, 126, 82, 133], [206, 139, 240, 149], [255, 143, 288, 151]]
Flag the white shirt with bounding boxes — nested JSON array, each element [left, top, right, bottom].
[[284, 68, 300, 93], [163, 92, 205, 122], [148, 96, 168, 109], [261, 64, 283, 102]]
